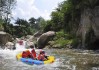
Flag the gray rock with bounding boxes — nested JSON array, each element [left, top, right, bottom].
[[33, 31, 43, 37], [5, 42, 15, 50], [77, 6, 99, 49], [37, 31, 55, 49], [0, 31, 13, 48]]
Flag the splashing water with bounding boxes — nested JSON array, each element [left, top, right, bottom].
[[0, 42, 71, 70]]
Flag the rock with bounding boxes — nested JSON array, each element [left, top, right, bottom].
[[52, 44, 61, 48], [26, 35, 32, 39], [77, 6, 99, 50], [37, 31, 55, 49], [5, 42, 15, 50], [33, 31, 43, 37], [0, 31, 13, 47], [25, 41, 35, 49]]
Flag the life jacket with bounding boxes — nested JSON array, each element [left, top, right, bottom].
[[22, 51, 28, 58], [26, 50, 31, 56], [22, 50, 31, 58], [31, 49, 36, 59], [37, 54, 45, 61]]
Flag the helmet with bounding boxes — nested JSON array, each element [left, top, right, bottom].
[[26, 50, 30, 55], [42, 51, 45, 54], [40, 50, 45, 54]]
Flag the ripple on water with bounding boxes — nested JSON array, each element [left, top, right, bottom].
[[0, 48, 68, 70], [1, 48, 99, 70]]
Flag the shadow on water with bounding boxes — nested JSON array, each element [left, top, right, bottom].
[[88, 39, 99, 50]]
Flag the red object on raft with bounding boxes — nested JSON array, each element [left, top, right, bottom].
[[18, 40, 23, 45]]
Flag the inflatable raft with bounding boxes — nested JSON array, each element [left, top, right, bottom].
[[16, 53, 55, 65]]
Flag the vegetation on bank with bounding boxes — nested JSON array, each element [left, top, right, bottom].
[[0, 0, 99, 48], [47, 30, 79, 48]]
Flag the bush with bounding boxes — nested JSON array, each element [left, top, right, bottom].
[[53, 30, 73, 48], [55, 30, 74, 40]]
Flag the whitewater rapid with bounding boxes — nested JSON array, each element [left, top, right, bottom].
[[0, 42, 70, 70]]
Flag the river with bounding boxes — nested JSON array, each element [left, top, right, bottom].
[[0, 45, 99, 70]]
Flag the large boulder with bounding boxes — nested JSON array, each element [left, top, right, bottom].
[[37, 31, 55, 49], [5, 42, 15, 50], [33, 31, 43, 37], [25, 41, 35, 49], [0, 31, 13, 48]]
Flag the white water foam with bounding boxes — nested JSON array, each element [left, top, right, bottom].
[[0, 42, 64, 70]]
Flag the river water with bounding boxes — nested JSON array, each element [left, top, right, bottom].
[[0, 44, 99, 70]]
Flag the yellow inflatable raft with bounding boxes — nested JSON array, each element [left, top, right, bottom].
[[16, 53, 55, 65]]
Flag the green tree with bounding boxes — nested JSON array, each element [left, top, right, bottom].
[[15, 18, 29, 27], [0, 0, 16, 23], [0, 19, 4, 31], [34, 17, 46, 31], [43, 20, 53, 32], [29, 17, 36, 27], [14, 18, 30, 37], [50, 0, 99, 34], [51, 11, 64, 31], [37, 17, 46, 30], [0, 0, 16, 36], [28, 17, 39, 33]]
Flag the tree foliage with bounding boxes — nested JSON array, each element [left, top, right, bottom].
[[1, 0, 99, 39], [10, 17, 47, 37], [42, 0, 99, 48], [44, 0, 99, 34], [0, 0, 16, 23]]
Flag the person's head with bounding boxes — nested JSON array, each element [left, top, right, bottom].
[[42, 51, 45, 54], [40, 50, 45, 54], [26, 50, 30, 54], [30, 45, 34, 48], [23, 51, 26, 53], [31, 49, 35, 53]]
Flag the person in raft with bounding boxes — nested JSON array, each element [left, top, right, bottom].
[[18, 40, 23, 45], [37, 50, 48, 61], [22, 49, 48, 61], [30, 49, 37, 59], [22, 49, 37, 59], [22, 50, 31, 58]]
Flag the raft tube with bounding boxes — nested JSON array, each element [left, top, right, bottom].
[[16, 53, 55, 65]]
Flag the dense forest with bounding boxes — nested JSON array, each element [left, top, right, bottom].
[[0, 0, 99, 49]]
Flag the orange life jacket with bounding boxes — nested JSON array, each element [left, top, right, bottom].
[[31, 49, 36, 59], [22, 51, 28, 58], [37, 54, 45, 61], [22, 50, 31, 58]]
